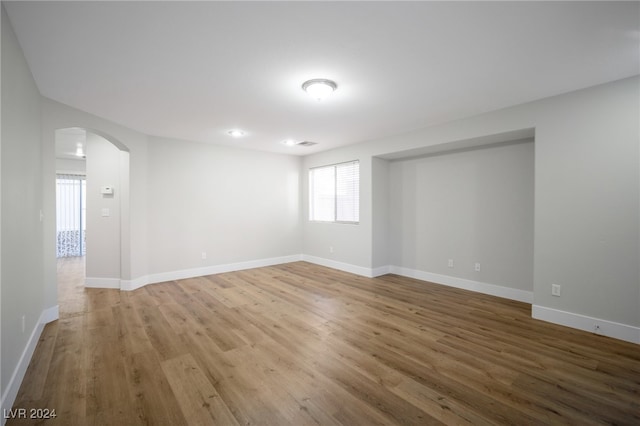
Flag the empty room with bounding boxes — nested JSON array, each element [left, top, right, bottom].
[[1, 1, 639, 425]]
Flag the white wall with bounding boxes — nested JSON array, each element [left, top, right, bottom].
[[1, 4, 47, 412], [371, 157, 389, 271], [302, 76, 639, 342], [302, 149, 373, 272], [388, 140, 534, 292], [533, 80, 639, 335], [146, 136, 301, 276], [85, 133, 125, 285], [55, 158, 85, 174]]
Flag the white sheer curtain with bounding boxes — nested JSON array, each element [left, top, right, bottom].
[[56, 174, 86, 257]]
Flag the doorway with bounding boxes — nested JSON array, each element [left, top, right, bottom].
[[54, 127, 130, 295], [55, 127, 89, 316]]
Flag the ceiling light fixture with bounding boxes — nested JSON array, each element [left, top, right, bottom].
[[75, 143, 84, 157], [282, 139, 297, 146], [302, 79, 337, 101], [228, 129, 245, 138]]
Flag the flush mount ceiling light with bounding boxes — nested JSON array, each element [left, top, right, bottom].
[[228, 129, 245, 138], [281, 139, 318, 147], [302, 79, 337, 101]]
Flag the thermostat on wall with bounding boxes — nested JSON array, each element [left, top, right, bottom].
[[101, 186, 114, 195]]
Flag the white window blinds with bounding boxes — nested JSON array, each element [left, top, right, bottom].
[[309, 161, 359, 223], [56, 174, 87, 257]]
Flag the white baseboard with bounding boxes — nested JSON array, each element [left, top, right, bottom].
[[120, 276, 149, 292], [371, 265, 391, 277], [532, 305, 640, 344], [41, 305, 59, 324], [1, 306, 59, 424], [85, 277, 120, 289], [301, 255, 378, 278], [388, 265, 533, 303], [298, 259, 533, 305], [121, 254, 303, 291]]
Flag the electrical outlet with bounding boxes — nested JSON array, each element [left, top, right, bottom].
[[329, 246, 334, 253], [448, 259, 454, 268], [474, 262, 481, 272], [201, 252, 207, 260], [551, 284, 561, 297]]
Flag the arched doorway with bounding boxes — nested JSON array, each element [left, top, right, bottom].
[[54, 128, 130, 302]]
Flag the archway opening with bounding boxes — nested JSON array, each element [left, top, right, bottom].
[[54, 127, 130, 312]]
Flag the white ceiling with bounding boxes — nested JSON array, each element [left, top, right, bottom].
[[5, 1, 640, 155]]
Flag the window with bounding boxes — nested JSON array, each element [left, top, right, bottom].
[[309, 160, 359, 223], [56, 174, 87, 257]]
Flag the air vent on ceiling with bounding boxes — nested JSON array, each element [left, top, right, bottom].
[[296, 141, 317, 147]]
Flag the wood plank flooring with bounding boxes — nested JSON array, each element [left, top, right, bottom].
[[8, 257, 640, 425]]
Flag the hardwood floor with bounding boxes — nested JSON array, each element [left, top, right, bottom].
[[8, 258, 640, 425]]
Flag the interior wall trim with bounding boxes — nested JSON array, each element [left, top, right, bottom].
[[300, 255, 377, 278], [387, 265, 533, 303], [1, 305, 59, 424], [120, 254, 303, 291], [84, 277, 120, 289], [532, 305, 640, 344]]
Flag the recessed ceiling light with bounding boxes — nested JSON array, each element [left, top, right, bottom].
[[282, 139, 297, 146], [228, 129, 245, 138], [302, 79, 337, 101]]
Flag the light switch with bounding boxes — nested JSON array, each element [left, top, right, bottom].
[[101, 208, 110, 217]]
